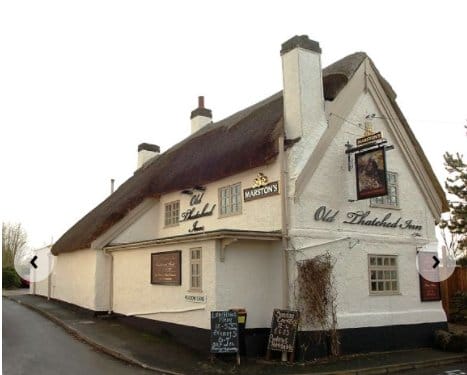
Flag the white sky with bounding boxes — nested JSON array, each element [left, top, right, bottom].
[[1, 1, 466, 249]]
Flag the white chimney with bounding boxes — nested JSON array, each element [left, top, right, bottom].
[[280, 35, 326, 141], [190, 96, 212, 134], [137, 143, 160, 169]]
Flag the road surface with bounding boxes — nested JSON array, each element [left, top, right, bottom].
[[2, 298, 155, 375]]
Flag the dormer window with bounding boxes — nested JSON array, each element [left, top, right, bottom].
[[219, 183, 242, 217], [164, 200, 180, 226]]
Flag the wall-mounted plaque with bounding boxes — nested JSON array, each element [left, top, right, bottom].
[[419, 275, 441, 302], [355, 147, 388, 200], [151, 251, 181, 285], [418, 251, 441, 302], [185, 294, 206, 303], [244, 181, 280, 202]]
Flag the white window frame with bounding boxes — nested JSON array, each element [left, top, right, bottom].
[[164, 200, 180, 227], [370, 171, 399, 209], [218, 182, 242, 217], [368, 254, 399, 295], [189, 248, 202, 292]]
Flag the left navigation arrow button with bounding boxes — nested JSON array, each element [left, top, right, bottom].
[[30, 256, 38, 269]]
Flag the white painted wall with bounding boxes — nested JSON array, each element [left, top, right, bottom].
[[215, 240, 283, 328], [52, 248, 102, 310], [288, 70, 446, 330], [111, 240, 217, 329]]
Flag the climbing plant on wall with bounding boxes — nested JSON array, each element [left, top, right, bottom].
[[296, 252, 339, 356]]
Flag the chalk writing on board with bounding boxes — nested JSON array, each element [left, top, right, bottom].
[[268, 309, 299, 353], [210, 311, 239, 354]]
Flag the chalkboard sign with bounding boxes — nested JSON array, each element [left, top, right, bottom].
[[210, 311, 239, 354], [268, 309, 299, 353]]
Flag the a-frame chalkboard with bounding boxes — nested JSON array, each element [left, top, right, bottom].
[[267, 309, 299, 362], [210, 311, 240, 364]]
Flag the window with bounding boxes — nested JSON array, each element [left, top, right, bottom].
[[368, 255, 399, 295], [218, 183, 242, 217], [164, 200, 180, 226], [190, 248, 202, 291], [370, 172, 399, 208]]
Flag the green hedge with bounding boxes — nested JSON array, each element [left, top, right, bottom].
[[2, 267, 21, 289]]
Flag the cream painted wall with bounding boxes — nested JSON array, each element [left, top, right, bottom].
[[110, 162, 282, 245], [52, 248, 101, 311], [29, 247, 51, 297], [288, 80, 446, 329], [112, 202, 159, 244], [215, 240, 283, 328], [162, 162, 281, 236], [111, 240, 217, 329]]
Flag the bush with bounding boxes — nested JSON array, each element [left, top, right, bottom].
[[434, 330, 466, 352], [2, 267, 21, 289], [457, 256, 467, 267]]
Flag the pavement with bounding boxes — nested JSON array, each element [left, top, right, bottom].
[[3, 290, 467, 375]]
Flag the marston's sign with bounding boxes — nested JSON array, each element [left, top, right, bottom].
[[244, 181, 279, 202], [314, 206, 423, 231], [356, 131, 382, 146]]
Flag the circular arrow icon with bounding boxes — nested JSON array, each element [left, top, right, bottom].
[[14, 247, 55, 283], [416, 248, 456, 282]]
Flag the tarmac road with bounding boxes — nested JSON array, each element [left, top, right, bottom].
[[2, 298, 155, 375]]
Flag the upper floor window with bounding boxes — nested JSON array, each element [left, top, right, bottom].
[[164, 200, 180, 226], [370, 172, 399, 208], [219, 183, 242, 217]]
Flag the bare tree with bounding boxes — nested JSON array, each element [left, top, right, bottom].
[[2, 222, 27, 268]]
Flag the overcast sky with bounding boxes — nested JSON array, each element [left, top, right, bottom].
[[1, 1, 466, 249]]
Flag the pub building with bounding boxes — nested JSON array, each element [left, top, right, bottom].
[[42, 35, 448, 358]]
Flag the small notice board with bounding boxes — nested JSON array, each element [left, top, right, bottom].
[[418, 251, 441, 302], [151, 251, 181, 285], [267, 309, 299, 359]]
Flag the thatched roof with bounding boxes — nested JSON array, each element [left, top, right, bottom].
[[52, 52, 447, 255]]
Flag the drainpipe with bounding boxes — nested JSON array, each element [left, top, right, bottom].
[[104, 249, 114, 314], [47, 253, 52, 300], [279, 134, 290, 309]]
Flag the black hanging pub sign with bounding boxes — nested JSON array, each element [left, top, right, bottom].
[[345, 121, 394, 201]]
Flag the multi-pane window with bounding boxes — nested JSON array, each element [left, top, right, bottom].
[[164, 200, 180, 226], [369, 255, 399, 295], [371, 172, 399, 208], [219, 183, 242, 217], [190, 248, 202, 291]]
